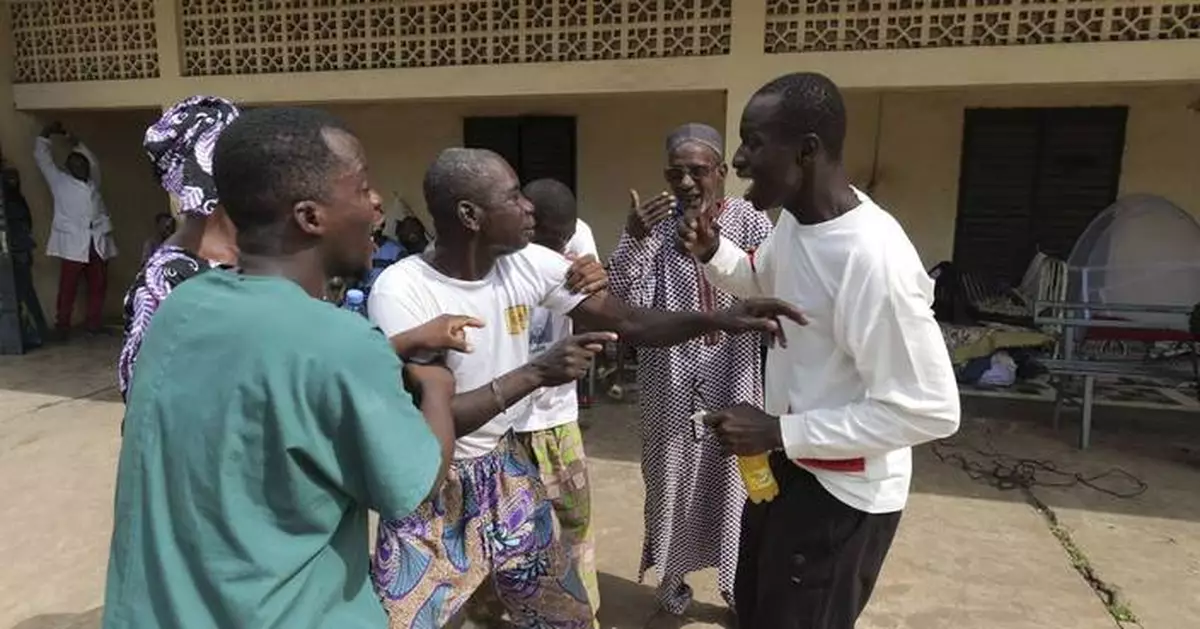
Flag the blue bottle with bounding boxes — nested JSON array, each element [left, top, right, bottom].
[[343, 288, 367, 317]]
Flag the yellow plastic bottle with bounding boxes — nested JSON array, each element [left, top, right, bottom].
[[737, 453, 780, 504]]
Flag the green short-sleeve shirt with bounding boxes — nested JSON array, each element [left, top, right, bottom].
[[103, 271, 441, 629]]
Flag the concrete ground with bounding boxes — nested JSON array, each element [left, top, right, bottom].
[[2, 337, 1198, 629]]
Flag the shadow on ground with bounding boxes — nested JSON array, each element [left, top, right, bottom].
[[8, 334, 1199, 525], [581, 387, 1200, 525], [10, 607, 102, 629], [0, 336, 120, 408], [595, 572, 729, 629], [10, 577, 729, 629], [7, 341, 1200, 628]]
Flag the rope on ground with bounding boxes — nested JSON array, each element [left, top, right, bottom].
[[932, 427, 1147, 627], [930, 430, 1148, 499]]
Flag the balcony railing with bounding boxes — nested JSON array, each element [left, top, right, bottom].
[[7, 0, 734, 83], [9, 0, 159, 83], [179, 0, 732, 76], [6, 0, 1200, 84], [765, 0, 1200, 53]]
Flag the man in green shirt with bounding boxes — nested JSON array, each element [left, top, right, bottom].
[[102, 107, 456, 628]]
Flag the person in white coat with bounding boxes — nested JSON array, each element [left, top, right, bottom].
[[34, 121, 118, 336]]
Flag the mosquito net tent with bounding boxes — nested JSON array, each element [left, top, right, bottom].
[[1066, 194, 1200, 329]]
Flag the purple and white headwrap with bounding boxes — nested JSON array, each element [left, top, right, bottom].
[[143, 95, 240, 216]]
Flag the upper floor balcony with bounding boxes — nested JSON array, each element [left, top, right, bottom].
[[5, 0, 1199, 108]]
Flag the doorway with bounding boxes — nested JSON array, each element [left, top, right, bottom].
[[463, 115, 577, 193]]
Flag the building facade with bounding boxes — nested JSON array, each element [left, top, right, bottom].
[[1, 0, 1198, 321]]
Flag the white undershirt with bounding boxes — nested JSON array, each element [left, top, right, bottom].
[[702, 188, 960, 514], [368, 244, 587, 459], [515, 219, 599, 433], [563, 218, 597, 260]]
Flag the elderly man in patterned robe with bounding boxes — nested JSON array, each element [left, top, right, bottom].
[[607, 123, 773, 623]]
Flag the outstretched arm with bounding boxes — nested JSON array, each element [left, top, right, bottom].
[[388, 314, 484, 361], [445, 365, 543, 437], [33, 136, 68, 188], [72, 138, 101, 187], [705, 250, 960, 459], [369, 272, 614, 437], [445, 331, 613, 435], [703, 236, 773, 298], [679, 208, 776, 298], [373, 304, 541, 437], [567, 289, 804, 348]]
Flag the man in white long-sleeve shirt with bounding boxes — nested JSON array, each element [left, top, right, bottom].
[[683, 72, 960, 629], [34, 121, 118, 337]]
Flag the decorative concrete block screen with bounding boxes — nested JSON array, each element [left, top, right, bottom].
[[179, 0, 733, 76], [9, 0, 159, 83], [764, 0, 1200, 53]]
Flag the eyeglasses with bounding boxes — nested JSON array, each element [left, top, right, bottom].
[[665, 164, 716, 184]]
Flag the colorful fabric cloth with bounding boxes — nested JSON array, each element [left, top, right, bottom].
[[606, 196, 772, 614], [520, 422, 598, 624], [466, 422, 598, 627], [119, 95, 240, 399], [143, 95, 240, 216], [118, 245, 211, 399], [372, 435, 591, 629]]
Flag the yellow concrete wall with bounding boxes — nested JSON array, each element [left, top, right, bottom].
[[327, 91, 727, 257], [16, 110, 167, 324], [7, 84, 1198, 326], [16, 40, 1200, 111], [9, 92, 725, 327], [5, 7, 171, 326], [844, 84, 1200, 268]]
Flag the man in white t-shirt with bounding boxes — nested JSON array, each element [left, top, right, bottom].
[[563, 216, 596, 262], [457, 181, 605, 628], [368, 148, 805, 628], [682, 72, 960, 629], [476, 179, 604, 626]]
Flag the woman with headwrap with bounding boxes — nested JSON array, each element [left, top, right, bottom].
[[117, 96, 241, 400]]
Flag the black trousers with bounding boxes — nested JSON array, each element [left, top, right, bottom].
[[12, 253, 47, 348], [735, 454, 902, 629]]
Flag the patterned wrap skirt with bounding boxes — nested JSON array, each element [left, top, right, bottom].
[[371, 433, 592, 628]]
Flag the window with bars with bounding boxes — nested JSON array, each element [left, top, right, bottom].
[[952, 106, 1128, 286]]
